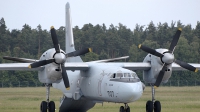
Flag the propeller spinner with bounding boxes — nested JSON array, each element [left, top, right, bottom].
[[28, 26, 92, 90], [138, 28, 198, 88]]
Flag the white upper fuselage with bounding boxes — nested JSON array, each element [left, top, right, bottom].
[[81, 63, 143, 103]]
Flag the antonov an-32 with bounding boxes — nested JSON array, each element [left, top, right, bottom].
[[1, 2, 200, 112]]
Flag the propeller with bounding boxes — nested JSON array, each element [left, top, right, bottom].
[[154, 64, 167, 87], [28, 59, 55, 68], [50, 26, 60, 53], [28, 26, 91, 89], [138, 28, 198, 88], [3, 56, 37, 63], [67, 48, 92, 57]]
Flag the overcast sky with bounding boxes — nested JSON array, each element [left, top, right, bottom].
[[1, 0, 200, 31]]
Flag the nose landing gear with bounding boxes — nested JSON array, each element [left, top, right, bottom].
[[40, 84, 55, 112], [119, 103, 130, 112]]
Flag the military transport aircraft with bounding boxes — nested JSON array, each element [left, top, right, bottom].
[[1, 2, 200, 112]]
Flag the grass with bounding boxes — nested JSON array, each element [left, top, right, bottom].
[[0, 87, 200, 112], [0, 87, 62, 112]]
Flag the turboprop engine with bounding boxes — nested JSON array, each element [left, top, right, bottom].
[[142, 49, 173, 84], [38, 48, 66, 84], [28, 26, 91, 89], [139, 28, 197, 88]]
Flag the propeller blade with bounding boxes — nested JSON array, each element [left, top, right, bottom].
[[3, 56, 36, 63], [138, 44, 163, 57], [28, 59, 55, 68], [50, 26, 60, 53], [66, 48, 92, 57], [61, 64, 70, 90], [169, 28, 182, 52], [175, 60, 198, 72], [154, 64, 167, 88]]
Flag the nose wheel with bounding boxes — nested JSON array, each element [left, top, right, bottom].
[[119, 103, 130, 112], [146, 85, 161, 112], [40, 84, 55, 112]]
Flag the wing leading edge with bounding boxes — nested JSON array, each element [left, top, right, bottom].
[[121, 62, 200, 71], [1, 62, 200, 72], [0, 63, 43, 71]]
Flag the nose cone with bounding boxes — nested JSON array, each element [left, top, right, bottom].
[[118, 82, 143, 103]]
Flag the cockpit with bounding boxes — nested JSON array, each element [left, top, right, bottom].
[[109, 71, 140, 82]]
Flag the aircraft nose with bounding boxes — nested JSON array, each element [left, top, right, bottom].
[[118, 82, 143, 102]]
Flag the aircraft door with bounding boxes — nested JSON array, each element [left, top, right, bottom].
[[105, 73, 120, 102], [98, 72, 104, 96]]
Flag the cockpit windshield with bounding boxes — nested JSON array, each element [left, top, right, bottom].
[[110, 71, 139, 79], [116, 71, 123, 78]]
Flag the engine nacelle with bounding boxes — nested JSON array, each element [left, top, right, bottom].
[[38, 48, 66, 84], [143, 49, 172, 84]]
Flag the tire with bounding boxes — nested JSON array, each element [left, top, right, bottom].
[[154, 101, 161, 112], [48, 101, 55, 112], [146, 100, 153, 112], [119, 106, 124, 112], [126, 106, 130, 112], [40, 101, 47, 112]]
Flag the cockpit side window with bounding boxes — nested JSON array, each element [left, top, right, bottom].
[[131, 73, 138, 79], [110, 73, 116, 78], [128, 73, 131, 77], [116, 71, 123, 78], [113, 73, 116, 78]]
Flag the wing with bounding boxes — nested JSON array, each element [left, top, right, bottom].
[[118, 62, 151, 70], [116, 62, 200, 71], [172, 63, 200, 71], [0, 63, 43, 71], [90, 56, 129, 63], [2, 62, 200, 72], [64, 62, 89, 70], [0, 63, 88, 71], [65, 62, 151, 71], [3, 56, 38, 63]]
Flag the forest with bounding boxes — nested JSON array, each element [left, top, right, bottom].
[[0, 17, 200, 86]]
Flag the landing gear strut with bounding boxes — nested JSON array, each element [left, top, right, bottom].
[[119, 103, 130, 112], [146, 85, 161, 112], [40, 84, 55, 112]]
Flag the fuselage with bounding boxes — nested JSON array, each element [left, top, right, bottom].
[[81, 63, 143, 103], [53, 63, 143, 104]]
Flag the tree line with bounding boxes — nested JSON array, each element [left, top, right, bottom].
[[0, 17, 200, 85]]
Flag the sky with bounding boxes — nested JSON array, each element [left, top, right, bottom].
[[0, 0, 200, 31]]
